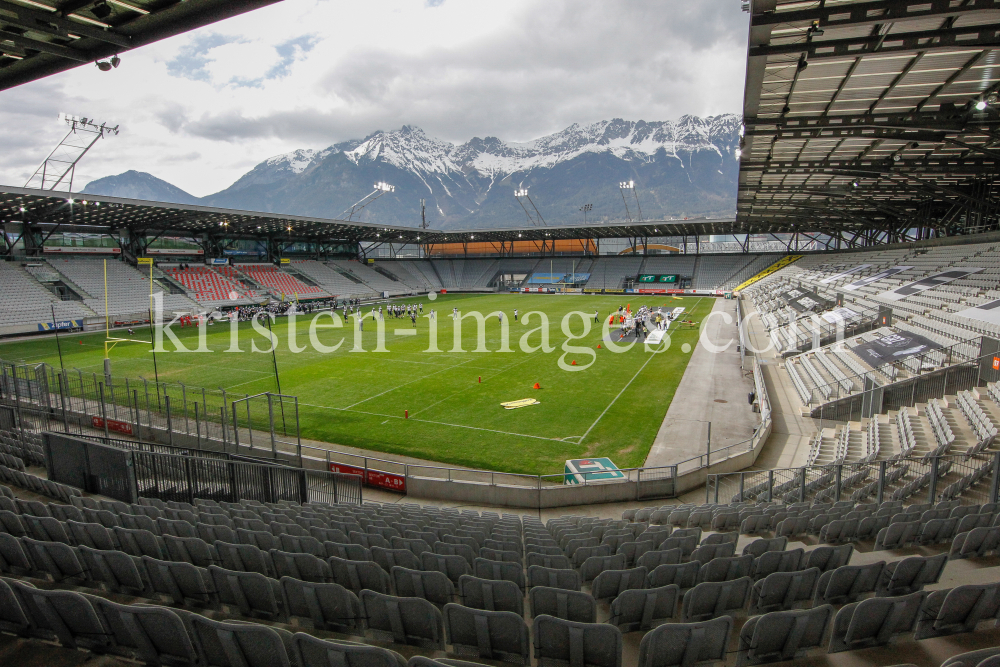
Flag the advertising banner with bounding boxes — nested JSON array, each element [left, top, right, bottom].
[[91, 416, 134, 435], [820, 307, 859, 324], [852, 331, 940, 367], [819, 265, 871, 284], [44, 246, 120, 254], [330, 462, 406, 493]]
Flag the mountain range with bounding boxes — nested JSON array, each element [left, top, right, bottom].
[[82, 115, 741, 229]]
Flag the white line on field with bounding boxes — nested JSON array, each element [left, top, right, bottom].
[[343, 357, 478, 409], [408, 352, 537, 418]]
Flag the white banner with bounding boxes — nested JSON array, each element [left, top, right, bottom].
[[877, 267, 983, 302], [819, 265, 871, 284], [954, 298, 1000, 327], [843, 266, 913, 291], [821, 307, 859, 324]]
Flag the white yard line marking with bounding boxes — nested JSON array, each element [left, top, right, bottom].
[[344, 357, 478, 409], [409, 354, 537, 418]]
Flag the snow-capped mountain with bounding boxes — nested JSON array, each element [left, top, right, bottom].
[[87, 116, 741, 228]]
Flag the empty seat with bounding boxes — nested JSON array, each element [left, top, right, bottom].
[[592, 567, 648, 601], [362, 590, 445, 649], [279, 534, 326, 558], [216, 541, 274, 577], [915, 582, 1000, 639], [698, 555, 754, 583], [280, 576, 361, 632], [742, 538, 788, 559], [829, 591, 927, 652], [325, 541, 372, 562], [459, 575, 523, 615], [209, 565, 283, 620], [114, 527, 167, 559], [164, 535, 219, 568], [950, 527, 1000, 560], [373, 546, 421, 573], [876, 554, 947, 596], [67, 520, 116, 550], [0, 577, 30, 635], [749, 568, 822, 614], [608, 584, 679, 632], [527, 565, 581, 591], [473, 557, 525, 591], [90, 597, 201, 666], [571, 545, 612, 568], [392, 566, 455, 607], [189, 614, 295, 667], [647, 561, 699, 591], [804, 544, 853, 572], [682, 577, 753, 622], [736, 606, 834, 666], [294, 632, 407, 667], [580, 554, 627, 583], [941, 648, 1000, 667], [422, 552, 472, 584], [78, 545, 148, 595], [0, 532, 32, 574], [701, 531, 739, 546], [527, 553, 572, 569], [530, 586, 596, 623], [142, 556, 214, 605], [874, 521, 921, 550], [8, 581, 112, 651], [270, 550, 332, 584], [690, 542, 736, 566], [815, 562, 884, 605], [532, 614, 623, 667], [752, 549, 803, 581], [636, 617, 732, 667], [237, 528, 279, 551], [444, 603, 530, 664], [21, 537, 86, 582], [23, 515, 72, 544], [329, 555, 391, 594]]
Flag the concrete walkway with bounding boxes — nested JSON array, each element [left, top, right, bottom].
[[643, 298, 757, 468]]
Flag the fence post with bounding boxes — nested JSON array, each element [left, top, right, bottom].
[[10, 365, 25, 448], [835, 464, 842, 503], [877, 460, 886, 505], [767, 470, 774, 502], [59, 372, 69, 433], [185, 457, 194, 505], [232, 403, 240, 453], [132, 390, 140, 439], [991, 451, 1000, 504], [181, 384, 189, 435], [713, 476, 719, 503], [295, 397, 302, 467], [267, 393, 277, 460], [221, 407, 229, 453], [165, 395, 174, 447], [928, 457, 940, 503], [194, 402, 201, 451], [800, 467, 807, 503], [739, 473, 745, 502], [705, 477, 710, 504], [98, 382, 110, 440]]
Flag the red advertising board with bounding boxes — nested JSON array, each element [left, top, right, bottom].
[[666, 289, 685, 295], [91, 416, 134, 435], [635, 288, 666, 294], [330, 463, 406, 493]]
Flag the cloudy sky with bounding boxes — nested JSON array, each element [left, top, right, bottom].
[[0, 0, 749, 197]]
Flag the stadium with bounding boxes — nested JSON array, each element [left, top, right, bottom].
[[1, 2, 1000, 667]]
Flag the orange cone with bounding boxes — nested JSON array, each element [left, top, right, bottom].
[[533, 382, 540, 389], [571, 360, 577, 366], [597, 344, 602, 349]]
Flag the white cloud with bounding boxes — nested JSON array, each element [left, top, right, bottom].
[[0, 0, 748, 197]]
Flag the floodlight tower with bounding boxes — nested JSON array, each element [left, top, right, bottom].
[[514, 188, 546, 226], [579, 203, 592, 224], [619, 180, 643, 222], [342, 181, 395, 221], [25, 114, 119, 191]]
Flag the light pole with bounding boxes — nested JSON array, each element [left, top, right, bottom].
[[514, 188, 545, 226], [619, 180, 643, 222], [579, 203, 592, 224]]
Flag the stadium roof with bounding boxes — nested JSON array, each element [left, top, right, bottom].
[[738, 0, 1000, 244], [0, 0, 282, 91], [0, 185, 740, 244]]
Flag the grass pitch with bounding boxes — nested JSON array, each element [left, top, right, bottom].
[[0, 293, 713, 475]]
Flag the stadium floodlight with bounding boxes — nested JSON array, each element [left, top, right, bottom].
[[342, 182, 395, 220], [619, 180, 634, 189], [514, 187, 546, 226], [375, 181, 395, 192], [579, 203, 593, 223], [975, 98, 987, 111], [618, 180, 643, 222], [26, 114, 119, 191]]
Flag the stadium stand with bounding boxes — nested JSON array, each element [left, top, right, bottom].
[[231, 264, 330, 299], [0, 262, 92, 327], [160, 264, 259, 307]]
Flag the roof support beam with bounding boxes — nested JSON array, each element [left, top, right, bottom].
[[749, 26, 1000, 60], [751, 0, 1000, 31]]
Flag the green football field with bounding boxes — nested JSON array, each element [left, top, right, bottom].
[[0, 293, 713, 476]]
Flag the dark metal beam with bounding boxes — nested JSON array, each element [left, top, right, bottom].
[[749, 26, 1000, 60], [751, 0, 1000, 31]]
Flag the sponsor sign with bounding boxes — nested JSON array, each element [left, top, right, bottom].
[[955, 298, 1000, 328], [638, 274, 678, 283], [852, 332, 941, 367], [91, 416, 134, 435], [877, 267, 984, 302], [630, 288, 667, 294], [821, 307, 859, 324], [37, 319, 82, 331], [44, 246, 120, 254], [330, 462, 406, 493], [994, 356, 1000, 371], [280, 258, 291, 264], [843, 266, 912, 291], [666, 289, 685, 295], [208, 258, 229, 265], [137, 257, 153, 266], [564, 457, 625, 485], [819, 265, 871, 284], [146, 248, 204, 255], [781, 287, 826, 312], [529, 273, 565, 283]]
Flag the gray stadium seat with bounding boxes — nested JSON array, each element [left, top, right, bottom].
[[527, 565, 581, 591], [681, 577, 753, 622], [874, 520, 921, 550], [941, 648, 1000, 667], [21, 537, 86, 582], [0, 532, 32, 574], [392, 566, 455, 607], [608, 584, 679, 632], [0, 510, 26, 537], [529, 586, 596, 623], [209, 565, 283, 620], [751, 548, 804, 581], [527, 553, 572, 569], [189, 614, 295, 667], [701, 531, 739, 546], [23, 515, 72, 544], [580, 554, 627, 583], [421, 552, 472, 584], [141, 555, 214, 605], [532, 614, 623, 667], [279, 533, 326, 558], [804, 544, 853, 573], [473, 557, 525, 591], [78, 545, 148, 595], [8, 581, 112, 652], [444, 603, 530, 664], [324, 541, 372, 561], [876, 554, 947, 596], [373, 546, 422, 573], [89, 596, 201, 666], [637, 617, 732, 667], [736, 606, 834, 666], [915, 582, 1000, 639], [114, 526, 167, 559], [280, 577, 361, 632], [698, 555, 754, 583], [829, 591, 927, 652], [459, 574, 523, 615], [362, 590, 445, 649], [67, 520, 116, 550], [637, 548, 682, 570], [0, 577, 30, 636], [742, 538, 788, 559], [592, 567, 648, 601], [164, 534, 219, 568], [294, 632, 407, 667], [571, 544, 612, 568], [749, 568, 822, 614], [329, 555, 391, 594], [215, 541, 274, 577], [434, 541, 477, 567], [617, 540, 655, 567], [661, 534, 698, 558], [647, 561, 699, 591], [950, 527, 1000, 560], [197, 522, 237, 544], [237, 528, 280, 552], [690, 543, 736, 566], [815, 562, 884, 605], [269, 550, 332, 584]]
